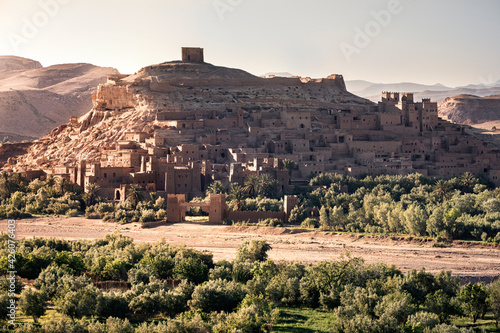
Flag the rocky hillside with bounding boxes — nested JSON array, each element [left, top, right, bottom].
[[439, 94, 500, 125], [5, 60, 371, 171], [0, 56, 118, 141]]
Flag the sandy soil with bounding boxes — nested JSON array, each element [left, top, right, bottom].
[[2, 216, 500, 278]]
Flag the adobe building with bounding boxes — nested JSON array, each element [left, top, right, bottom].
[[15, 47, 500, 210], [182, 47, 204, 63]]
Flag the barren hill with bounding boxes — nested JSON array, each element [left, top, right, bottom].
[[0, 56, 118, 141], [439, 94, 500, 126], [6, 59, 370, 171]]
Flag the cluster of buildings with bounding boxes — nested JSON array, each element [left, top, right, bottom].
[[34, 48, 500, 203]]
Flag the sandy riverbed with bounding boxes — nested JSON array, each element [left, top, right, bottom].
[[1, 216, 499, 278]]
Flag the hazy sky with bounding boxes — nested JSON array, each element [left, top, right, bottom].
[[0, 0, 499, 87]]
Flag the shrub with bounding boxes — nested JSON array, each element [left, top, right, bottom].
[[102, 214, 114, 222], [156, 209, 166, 220], [405, 311, 439, 330], [258, 218, 283, 227], [94, 202, 115, 214], [55, 284, 101, 319], [85, 210, 102, 219], [301, 217, 319, 229], [33, 266, 71, 299], [154, 197, 166, 210], [236, 239, 272, 263], [173, 257, 209, 284], [222, 218, 233, 225], [0, 292, 10, 322], [65, 209, 79, 217], [189, 279, 247, 313], [209, 265, 233, 281], [96, 292, 130, 318], [127, 266, 157, 285]]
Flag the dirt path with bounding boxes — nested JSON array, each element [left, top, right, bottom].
[[2, 216, 500, 277]]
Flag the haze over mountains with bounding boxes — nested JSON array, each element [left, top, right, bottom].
[[0, 56, 118, 142]]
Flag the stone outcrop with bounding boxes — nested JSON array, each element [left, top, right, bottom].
[[439, 94, 500, 125]]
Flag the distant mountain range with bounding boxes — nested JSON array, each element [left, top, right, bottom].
[[0, 56, 118, 142]]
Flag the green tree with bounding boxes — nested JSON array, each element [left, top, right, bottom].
[[206, 181, 226, 196], [56, 284, 101, 320], [257, 173, 280, 198], [227, 183, 247, 210], [488, 278, 500, 327], [53, 251, 86, 274], [433, 179, 452, 201], [84, 183, 100, 207], [329, 205, 346, 231], [96, 291, 130, 319], [189, 278, 247, 313], [282, 159, 297, 185], [19, 288, 47, 323], [319, 206, 331, 230], [244, 175, 260, 198], [403, 204, 428, 236], [288, 205, 309, 225], [425, 290, 456, 323], [458, 283, 488, 323], [173, 257, 209, 284], [236, 240, 272, 263], [126, 184, 144, 208], [0, 292, 10, 322]]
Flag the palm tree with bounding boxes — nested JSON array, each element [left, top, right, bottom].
[[244, 174, 260, 198], [282, 159, 297, 185], [459, 172, 478, 193], [227, 183, 247, 210], [85, 183, 100, 206], [126, 184, 144, 208], [258, 173, 280, 198], [205, 181, 226, 196], [56, 177, 72, 196], [433, 179, 451, 201]]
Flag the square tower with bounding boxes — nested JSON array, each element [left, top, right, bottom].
[[182, 47, 204, 63]]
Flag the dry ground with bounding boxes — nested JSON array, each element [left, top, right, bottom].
[[2, 216, 500, 278]]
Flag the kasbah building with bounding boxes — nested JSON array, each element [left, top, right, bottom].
[[7, 48, 500, 222]]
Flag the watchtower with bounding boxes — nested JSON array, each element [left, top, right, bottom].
[[182, 47, 204, 63], [381, 92, 400, 103]]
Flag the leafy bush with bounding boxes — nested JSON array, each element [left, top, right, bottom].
[[258, 218, 283, 227], [189, 278, 247, 313], [65, 208, 79, 217], [301, 217, 319, 229], [156, 208, 166, 220], [236, 239, 272, 263]]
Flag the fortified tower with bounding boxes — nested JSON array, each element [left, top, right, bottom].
[[182, 47, 204, 63]]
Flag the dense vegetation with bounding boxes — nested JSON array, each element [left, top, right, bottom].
[[2, 171, 500, 243], [0, 234, 500, 332]]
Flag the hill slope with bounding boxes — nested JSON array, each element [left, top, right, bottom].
[[6, 60, 370, 171], [439, 94, 500, 125], [0, 56, 119, 141]]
